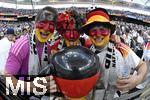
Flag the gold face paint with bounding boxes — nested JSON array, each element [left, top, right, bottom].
[[64, 38, 79, 47], [90, 34, 110, 48], [65, 96, 86, 100], [89, 26, 110, 48], [35, 28, 53, 42]]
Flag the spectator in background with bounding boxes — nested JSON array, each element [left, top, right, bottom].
[[137, 31, 150, 90], [22, 27, 30, 36], [0, 31, 4, 40], [122, 27, 132, 47], [0, 28, 16, 74], [137, 30, 144, 45], [134, 30, 145, 58]]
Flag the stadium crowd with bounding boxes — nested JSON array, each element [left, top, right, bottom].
[[0, 6, 150, 100]]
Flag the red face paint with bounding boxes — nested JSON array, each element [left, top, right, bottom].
[[36, 21, 55, 33], [63, 18, 80, 41], [64, 29, 80, 41], [89, 27, 109, 37]]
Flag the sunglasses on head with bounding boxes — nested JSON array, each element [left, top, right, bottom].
[[89, 25, 110, 36], [38, 11, 55, 22]]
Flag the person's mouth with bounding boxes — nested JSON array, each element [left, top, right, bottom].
[[95, 37, 103, 42], [40, 32, 49, 38], [69, 40, 76, 46]]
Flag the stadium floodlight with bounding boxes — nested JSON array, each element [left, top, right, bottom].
[[17, 0, 24, 1]]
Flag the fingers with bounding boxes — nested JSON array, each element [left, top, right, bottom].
[[49, 85, 57, 93], [49, 81, 57, 93], [116, 78, 129, 84], [116, 83, 129, 91], [50, 97, 63, 100], [45, 78, 55, 87], [45, 75, 58, 93], [45, 75, 53, 82], [116, 78, 130, 91], [51, 50, 58, 55]]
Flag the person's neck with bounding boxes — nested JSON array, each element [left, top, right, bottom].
[[35, 38, 44, 45], [95, 45, 107, 52]]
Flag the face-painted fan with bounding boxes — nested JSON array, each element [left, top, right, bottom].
[[51, 46, 100, 98]]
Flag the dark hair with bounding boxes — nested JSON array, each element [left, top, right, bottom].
[[125, 28, 130, 33], [70, 9, 83, 30], [35, 6, 58, 23], [57, 8, 84, 34], [6, 28, 15, 36]]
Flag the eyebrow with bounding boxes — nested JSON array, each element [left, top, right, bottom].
[[92, 26, 106, 29]]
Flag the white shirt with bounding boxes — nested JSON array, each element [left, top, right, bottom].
[[95, 43, 140, 89], [137, 42, 150, 89], [0, 37, 13, 74], [137, 35, 144, 44]]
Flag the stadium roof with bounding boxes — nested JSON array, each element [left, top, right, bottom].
[[0, 0, 149, 15]]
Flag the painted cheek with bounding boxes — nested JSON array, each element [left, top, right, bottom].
[[73, 31, 80, 40], [98, 36, 109, 47], [35, 28, 41, 34], [49, 25, 54, 33], [64, 32, 71, 40], [89, 32, 95, 37], [43, 23, 50, 31], [36, 22, 55, 33], [36, 22, 44, 29], [90, 29, 109, 37], [90, 35, 105, 47], [64, 31, 80, 40], [101, 31, 109, 36]]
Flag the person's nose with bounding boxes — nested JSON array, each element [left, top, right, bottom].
[[95, 30, 100, 36], [70, 31, 74, 38], [43, 23, 49, 31]]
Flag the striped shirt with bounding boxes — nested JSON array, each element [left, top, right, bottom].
[[5, 35, 51, 75]]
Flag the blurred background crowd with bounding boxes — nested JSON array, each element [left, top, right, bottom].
[[0, 6, 149, 58]]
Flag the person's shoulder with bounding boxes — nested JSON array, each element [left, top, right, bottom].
[[80, 37, 92, 48], [0, 37, 9, 44], [14, 35, 29, 47], [115, 42, 132, 57], [0, 37, 12, 51], [10, 35, 29, 56], [48, 39, 61, 50], [116, 43, 131, 51]]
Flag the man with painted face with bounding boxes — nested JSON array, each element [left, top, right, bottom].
[[49, 8, 91, 53], [57, 9, 82, 46], [49, 8, 93, 100], [80, 8, 147, 100], [4, 6, 58, 99]]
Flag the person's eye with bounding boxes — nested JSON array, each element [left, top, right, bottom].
[[65, 29, 70, 32], [91, 29, 97, 33], [49, 25, 54, 29], [100, 28, 105, 32], [40, 22, 44, 25], [48, 15, 54, 21]]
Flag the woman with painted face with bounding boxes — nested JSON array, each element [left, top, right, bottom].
[[80, 8, 147, 100], [4, 6, 58, 99]]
